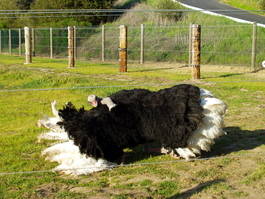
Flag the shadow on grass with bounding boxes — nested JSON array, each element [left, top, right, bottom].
[[125, 127, 265, 164], [168, 179, 226, 199], [218, 73, 243, 77], [250, 68, 265, 73], [130, 67, 174, 72], [201, 127, 265, 158]]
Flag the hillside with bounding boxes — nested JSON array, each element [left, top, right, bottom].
[[220, 0, 265, 12]]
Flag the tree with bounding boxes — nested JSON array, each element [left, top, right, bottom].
[[29, 0, 117, 27], [16, 0, 34, 10], [0, 0, 117, 28]]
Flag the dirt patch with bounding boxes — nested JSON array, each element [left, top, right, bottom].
[[22, 183, 73, 198]]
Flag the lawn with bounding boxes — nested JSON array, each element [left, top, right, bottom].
[[0, 54, 264, 198]]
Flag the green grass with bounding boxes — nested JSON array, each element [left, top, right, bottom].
[[220, 0, 264, 12], [0, 54, 265, 198]]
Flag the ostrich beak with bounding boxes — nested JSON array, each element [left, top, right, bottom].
[[90, 100, 98, 107]]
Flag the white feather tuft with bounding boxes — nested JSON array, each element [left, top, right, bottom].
[[42, 140, 116, 175], [175, 148, 196, 160], [175, 89, 228, 160], [38, 131, 69, 143], [200, 88, 215, 98]]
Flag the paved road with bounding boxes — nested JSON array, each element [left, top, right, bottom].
[[178, 0, 265, 25]]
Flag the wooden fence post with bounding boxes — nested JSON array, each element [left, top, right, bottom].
[[140, 24, 144, 64], [251, 21, 257, 70], [119, 25, 127, 72], [191, 24, 201, 79], [68, 26, 75, 68], [24, 26, 32, 64]]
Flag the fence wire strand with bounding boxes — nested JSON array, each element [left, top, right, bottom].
[[0, 81, 264, 176], [1, 80, 265, 93], [1, 152, 264, 176], [1, 22, 265, 66]]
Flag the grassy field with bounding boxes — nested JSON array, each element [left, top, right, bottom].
[[220, 0, 264, 12], [0, 54, 264, 198]]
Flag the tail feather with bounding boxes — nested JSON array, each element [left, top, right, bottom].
[[42, 141, 116, 175], [175, 90, 228, 160], [200, 88, 215, 98], [175, 148, 196, 159], [38, 132, 68, 143]]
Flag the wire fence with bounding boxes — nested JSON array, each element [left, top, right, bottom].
[[0, 10, 265, 195], [1, 152, 264, 176], [0, 66, 264, 176], [1, 23, 265, 68]]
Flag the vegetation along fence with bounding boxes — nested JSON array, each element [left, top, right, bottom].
[[0, 22, 264, 69]]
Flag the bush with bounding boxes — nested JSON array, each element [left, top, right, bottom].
[[152, 0, 184, 22], [260, 0, 265, 10]]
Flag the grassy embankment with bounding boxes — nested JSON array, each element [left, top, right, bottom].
[[220, 0, 265, 13], [77, 0, 265, 66]]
